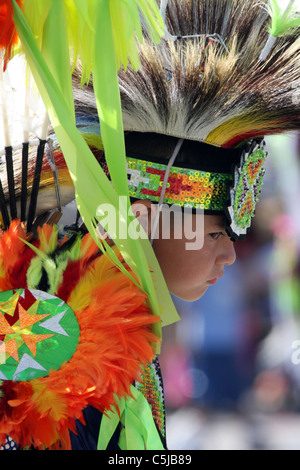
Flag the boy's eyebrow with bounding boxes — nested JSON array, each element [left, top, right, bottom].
[[210, 220, 227, 230]]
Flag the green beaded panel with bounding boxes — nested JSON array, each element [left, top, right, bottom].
[[233, 147, 266, 230]]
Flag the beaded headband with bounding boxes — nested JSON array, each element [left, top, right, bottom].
[[126, 157, 232, 212], [99, 138, 267, 241]]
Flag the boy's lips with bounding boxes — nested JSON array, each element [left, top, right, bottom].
[[207, 273, 223, 285], [207, 278, 218, 285]]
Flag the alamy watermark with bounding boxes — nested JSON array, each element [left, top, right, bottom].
[[96, 196, 204, 251]]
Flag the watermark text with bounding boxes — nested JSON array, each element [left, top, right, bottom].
[[96, 196, 204, 251]]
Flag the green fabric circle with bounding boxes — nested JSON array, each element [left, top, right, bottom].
[[0, 288, 80, 381]]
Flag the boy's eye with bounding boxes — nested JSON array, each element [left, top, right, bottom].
[[209, 232, 223, 240]]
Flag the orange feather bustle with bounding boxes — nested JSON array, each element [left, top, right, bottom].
[[0, 0, 23, 70], [0, 222, 161, 449]]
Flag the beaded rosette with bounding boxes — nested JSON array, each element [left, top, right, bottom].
[[225, 141, 267, 240]]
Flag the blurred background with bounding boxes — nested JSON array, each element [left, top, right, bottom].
[[160, 132, 300, 450]]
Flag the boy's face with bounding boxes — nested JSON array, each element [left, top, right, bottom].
[[152, 214, 236, 302]]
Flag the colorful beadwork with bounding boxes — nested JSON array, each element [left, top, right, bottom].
[[0, 436, 18, 451], [126, 157, 232, 211], [135, 357, 166, 441], [226, 145, 267, 239]]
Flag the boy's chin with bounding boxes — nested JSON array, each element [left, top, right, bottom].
[[172, 285, 209, 303]]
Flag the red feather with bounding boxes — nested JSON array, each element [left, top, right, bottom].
[[56, 259, 82, 301], [0, 0, 23, 70]]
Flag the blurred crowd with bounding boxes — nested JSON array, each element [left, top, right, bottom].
[[160, 133, 300, 450]]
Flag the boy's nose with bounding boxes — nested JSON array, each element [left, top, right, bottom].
[[217, 239, 236, 266]]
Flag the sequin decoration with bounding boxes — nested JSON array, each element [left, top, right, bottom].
[[125, 158, 232, 211], [226, 144, 267, 240], [135, 357, 166, 443]]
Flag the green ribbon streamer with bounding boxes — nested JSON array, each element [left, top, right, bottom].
[[41, 0, 74, 119], [98, 385, 164, 450]]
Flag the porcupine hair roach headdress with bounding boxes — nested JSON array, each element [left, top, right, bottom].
[[120, 0, 300, 146], [96, 0, 299, 240]]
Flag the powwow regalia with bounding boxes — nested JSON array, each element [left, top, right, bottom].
[[0, 0, 299, 450]]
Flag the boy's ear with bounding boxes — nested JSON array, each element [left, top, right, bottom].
[[131, 199, 157, 238]]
